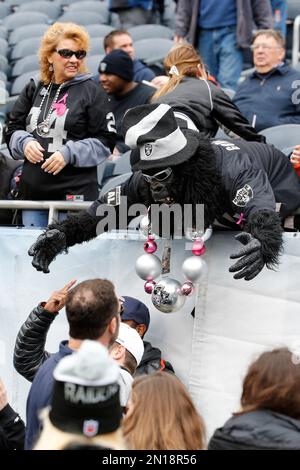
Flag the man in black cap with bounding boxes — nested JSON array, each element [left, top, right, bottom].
[[99, 49, 155, 153], [28, 103, 300, 280], [121, 296, 174, 375]]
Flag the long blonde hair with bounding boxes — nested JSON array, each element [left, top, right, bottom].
[[122, 373, 206, 450], [39, 22, 90, 84], [152, 43, 207, 101], [34, 409, 126, 450]]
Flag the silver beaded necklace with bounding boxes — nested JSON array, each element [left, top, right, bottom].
[[35, 81, 64, 137]]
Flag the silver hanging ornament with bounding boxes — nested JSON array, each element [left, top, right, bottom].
[[135, 253, 162, 281], [151, 278, 186, 313], [182, 256, 206, 282]]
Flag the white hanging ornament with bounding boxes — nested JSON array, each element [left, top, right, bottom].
[[151, 277, 186, 313], [182, 256, 206, 282], [139, 215, 150, 238], [135, 253, 162, 281]]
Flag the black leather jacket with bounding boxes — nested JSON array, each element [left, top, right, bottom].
[[14, 305, 57, 382], [13, 305, 174, 382]]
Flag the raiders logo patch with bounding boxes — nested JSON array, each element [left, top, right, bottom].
[[106, 186, 121, 206], [144, 143, 153, 157], [83, 420, 99, 437], [233, 184, 253, 207], [99, 62, 107, 72]]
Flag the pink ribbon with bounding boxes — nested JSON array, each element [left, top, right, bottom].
[[236, 212, 245, 225], [52, 92, 68, 116]]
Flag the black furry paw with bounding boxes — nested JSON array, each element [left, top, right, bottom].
[[28, 229, 66, 273], [229, 232, 265, 280]]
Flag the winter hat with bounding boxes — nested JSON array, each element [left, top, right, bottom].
[[99, 49, 134, 81], [116, 323, 144, 366], [49, 340, 122, 437], [122, 103, 200, 171], [122, 296, 150, 329]]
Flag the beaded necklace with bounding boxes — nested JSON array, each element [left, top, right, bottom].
[[35, 81, 64, 137]]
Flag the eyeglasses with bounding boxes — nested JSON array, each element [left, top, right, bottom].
[[56, 49, 87, 60], [250, 44, 281, 51], [142, 167, 173, 183]]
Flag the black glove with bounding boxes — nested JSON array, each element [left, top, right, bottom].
[[229, 232, 265, 281], [28, 229, 67, 273]]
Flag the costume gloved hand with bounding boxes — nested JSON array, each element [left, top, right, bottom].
[[229, 232, 265, 281], [28, 229, 66, 273]]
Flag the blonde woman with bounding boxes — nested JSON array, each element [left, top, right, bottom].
[[5, 22, 115, 227], [123, 372, 206, 450], [152, 44, 264, 142]]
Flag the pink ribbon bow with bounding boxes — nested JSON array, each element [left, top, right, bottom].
[[236, 212, 245, 226], [52, 92, 68, 116]]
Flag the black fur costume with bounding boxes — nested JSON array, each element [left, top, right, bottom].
[[28, 134, 286, 279]]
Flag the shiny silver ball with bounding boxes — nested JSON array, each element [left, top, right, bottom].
[[182, 256, 206, 282], [151, 278, 186, 313], [139, 215, 150, 238], [135, 253, 162, 281]]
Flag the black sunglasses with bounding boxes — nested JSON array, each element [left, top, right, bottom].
[[56, 49, 87, 60]]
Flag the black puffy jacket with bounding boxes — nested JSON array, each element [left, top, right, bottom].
[[0, 404, 25, 450], [135, 341, 175, 376], [208, 410, 300, 450]]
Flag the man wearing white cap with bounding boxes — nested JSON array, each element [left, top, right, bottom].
[[110, 323, 144, 410]]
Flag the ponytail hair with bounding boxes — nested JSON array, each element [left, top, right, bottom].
[[152, 43, 207, 101]]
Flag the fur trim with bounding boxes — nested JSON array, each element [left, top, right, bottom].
[[49, 212, 98, 248], [245, 210, 283, 269], [171, 137, 226, 228]]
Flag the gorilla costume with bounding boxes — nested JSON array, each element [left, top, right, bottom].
[[28, 103, 300, 280]]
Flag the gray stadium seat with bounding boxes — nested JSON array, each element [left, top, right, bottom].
[[0, 3, 12, 19], [113, 151, 131, 175], [69, 1, 109, 22], [11, 70, 39, 96], [0, 55, 9, 74], [86, 54, 103, 75], [11, 54, 39, 78], [128, 24, 174, 41], [85, 24, 114, 38], [0, 26, 8, 40], [287, 0, 300, 19], [3, 12, 49, 31], [99, 172, 132, 198], [57, 11, 106, 25], [259, 124, 300, 150], [134, 38, 174, 65], [9, 23, 48, 46], [19, 1, 62, 20], [0, 38, 8, 58], [89, 37, 105, 55], [11, 36, 43, 61]]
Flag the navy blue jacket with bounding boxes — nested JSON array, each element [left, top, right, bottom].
[[234, 64, 300, 131], [25, 340, 72, 450], [133, 59, 155, 82]]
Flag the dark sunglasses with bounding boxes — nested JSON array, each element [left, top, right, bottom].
[[56, 49, 87, 60], [142, 167, 173, 183]]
